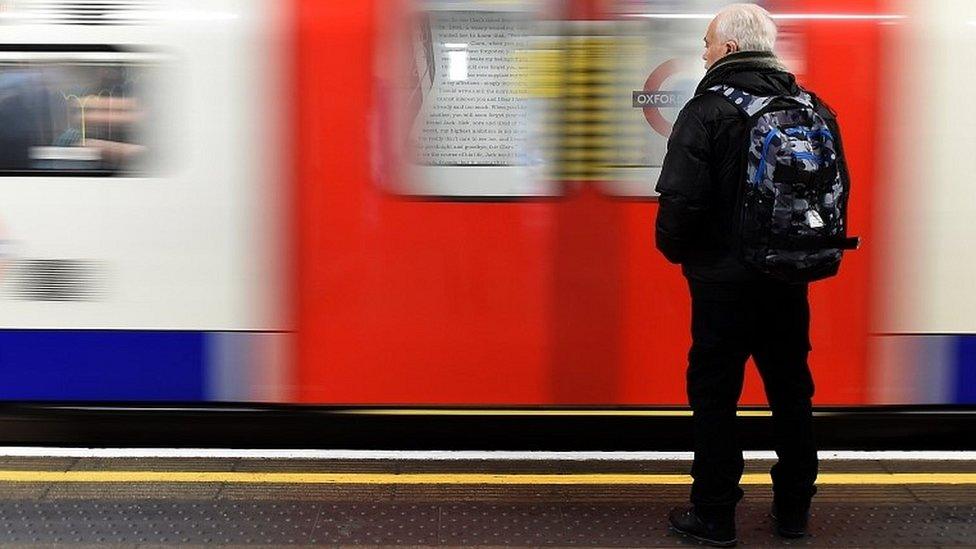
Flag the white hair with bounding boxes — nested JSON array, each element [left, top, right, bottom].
[[714, 3, 777, 52]]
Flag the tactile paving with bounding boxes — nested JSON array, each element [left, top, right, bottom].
[[0, 499, 967, 546], [0, 458, 968, 546]]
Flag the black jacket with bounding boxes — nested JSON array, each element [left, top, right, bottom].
[[654, 51, 839, 283]]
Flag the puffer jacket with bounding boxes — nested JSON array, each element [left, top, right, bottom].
[[654, 50, 845, 283]]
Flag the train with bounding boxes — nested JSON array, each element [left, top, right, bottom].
[[0, 0, 968, 407]]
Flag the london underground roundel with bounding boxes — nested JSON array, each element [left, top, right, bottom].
[[633, 58, 700, 138]]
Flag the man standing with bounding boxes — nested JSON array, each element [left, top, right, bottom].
[[656, 3, 853, 547]]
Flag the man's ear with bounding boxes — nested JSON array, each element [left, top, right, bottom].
[[725, 41, 738, 54]]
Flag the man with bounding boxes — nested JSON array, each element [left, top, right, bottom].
[[657, 3, 835, 547]]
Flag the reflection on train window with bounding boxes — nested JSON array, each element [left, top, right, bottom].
[[0, 52, 164, 176], [410, 10, 539, 168], [375, 1, 559, 198]]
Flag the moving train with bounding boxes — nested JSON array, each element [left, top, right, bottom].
[[0, 0, 969, 407]]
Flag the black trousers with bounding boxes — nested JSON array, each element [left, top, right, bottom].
[[686, 279, 818, 514]]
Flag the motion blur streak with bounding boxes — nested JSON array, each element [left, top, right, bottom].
[[0, 0, 970, 407]]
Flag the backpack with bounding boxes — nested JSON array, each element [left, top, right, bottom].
[[709, 84, 860, 283]]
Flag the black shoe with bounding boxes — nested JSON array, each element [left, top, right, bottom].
[[770, 501, 809, 538], [668, 506, 737, 547]]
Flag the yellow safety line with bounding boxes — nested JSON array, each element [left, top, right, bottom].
[[814, 473, 976, 485], [0, 471, 973, 485]]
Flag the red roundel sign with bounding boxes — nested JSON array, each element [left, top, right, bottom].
[[633, 59, 698, 138]]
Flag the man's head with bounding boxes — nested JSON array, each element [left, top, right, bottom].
[[702, 3, 778, 70]]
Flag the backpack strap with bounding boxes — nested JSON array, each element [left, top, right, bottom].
[[708, 84, 814, 117]]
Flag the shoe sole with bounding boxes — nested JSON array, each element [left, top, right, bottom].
[[668, 524, 738, 547], [769, 512, 807, 539]]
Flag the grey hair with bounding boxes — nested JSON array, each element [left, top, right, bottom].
[[714, 3, 777, 52]]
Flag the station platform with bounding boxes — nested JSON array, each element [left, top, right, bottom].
[[0, 450, 970, 547]]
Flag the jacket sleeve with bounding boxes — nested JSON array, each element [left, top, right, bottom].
[[654, 103, 712, 264]]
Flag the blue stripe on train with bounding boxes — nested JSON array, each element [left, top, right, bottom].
[[953, 335, 976, 404], [0, 330, 206, 400]]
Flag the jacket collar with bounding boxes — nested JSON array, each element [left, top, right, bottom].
[[707, 50, 787, 75], [696, 50, 789, 94]]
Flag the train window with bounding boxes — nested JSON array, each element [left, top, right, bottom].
[[602, 0, 779, 198], [0, 48, 168, 177], [375, 0, 559, 198], [376, 0, 786, 199]]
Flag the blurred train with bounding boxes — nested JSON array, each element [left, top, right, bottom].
[[0, 0, 970, 406]]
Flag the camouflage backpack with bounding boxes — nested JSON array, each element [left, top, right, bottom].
[[709, 84, 860, 283]]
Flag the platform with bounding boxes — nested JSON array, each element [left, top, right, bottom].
[[0, 450, 971, 547]]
